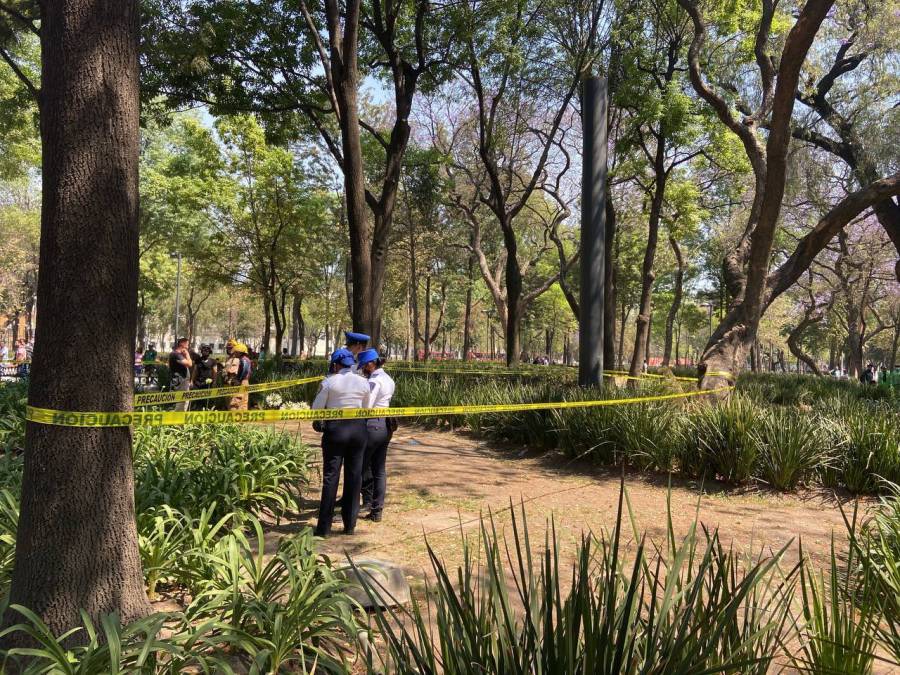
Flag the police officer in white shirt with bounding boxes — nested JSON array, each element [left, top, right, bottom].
[[312, 348, 371, 536], [344, 331, 370, 373], [358, 349, 396, 522]]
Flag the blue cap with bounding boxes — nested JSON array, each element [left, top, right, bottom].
[[358, 348, 380, 366], [344, 331, 370, 345], [330, 348, 355, 368]]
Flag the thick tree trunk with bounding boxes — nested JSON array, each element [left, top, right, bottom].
[[662, 235, 684, 367], [503, 229, 523, 366], [7, 0, 151, 641], [846, 307, 864, 379], [331, 19, 373, 337], [683, 0, 834, 392]]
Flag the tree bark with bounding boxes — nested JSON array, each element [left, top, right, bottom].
[[7, 0, 151, 641], [462, 254, 474, 361], [618, 304, 630, 369], [423, 275, 431, 361], [889, 322, 898, 371], [662, 234, 684, 367], [628, 136, 666, 378], [604, 192, 617, 369], [290, 294, 302, 357], [787, 313, 823, 376], [262, 296, 271, 354]]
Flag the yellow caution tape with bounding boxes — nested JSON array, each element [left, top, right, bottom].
[[27, 386, 732, 428], [388, 367, 548, 376], [604, 369, 698, 383], [133, 376, 323, 407]]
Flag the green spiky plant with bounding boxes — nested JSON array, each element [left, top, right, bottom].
[[360, 481, 797, 674]]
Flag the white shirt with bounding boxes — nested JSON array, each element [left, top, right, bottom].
[[367, 368, 396, 409], [312, 368, 371, 410]]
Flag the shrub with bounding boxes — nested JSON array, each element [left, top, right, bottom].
[[0, 605, 229, 674], [793, 541, 877, 675], [134, 425, 310, 520], [850, 484, 900, 662], [0, 381, 26, 453], [363, 486, 795, 674], [834, 407, 900, 494], [683, 396, 760, 483], [753, 408, 830, 490]]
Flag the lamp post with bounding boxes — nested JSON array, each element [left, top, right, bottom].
[[170, 251, 182, 345]]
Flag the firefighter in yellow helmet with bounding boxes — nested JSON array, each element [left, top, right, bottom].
[[224, 340, 252, 410]]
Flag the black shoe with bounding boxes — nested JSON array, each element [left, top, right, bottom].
[[342, 527, 356, 535], [364, 511, 383, 522], [314, 527, 330, 537]]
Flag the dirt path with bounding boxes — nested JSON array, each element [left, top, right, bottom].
[[264, 421, 862, 594]]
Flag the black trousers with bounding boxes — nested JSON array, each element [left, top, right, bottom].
[[362, 418, 391, 514], [315, 419, 367, 535]]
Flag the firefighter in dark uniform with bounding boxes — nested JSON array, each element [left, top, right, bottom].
[[312, 348, 371, 536]]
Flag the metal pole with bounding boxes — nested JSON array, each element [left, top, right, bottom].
[[173, 251, 182, 343], [579, 76, 607, 387]]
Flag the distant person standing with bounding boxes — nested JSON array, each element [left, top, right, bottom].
[[14, 339, 27, 377], [0, 342, 7, 361], [193, 344, 218, 391], [863, 363, 875, 385], [169, 338, 193, 411], [312, 348, 371, 536], [134, 345, 144, 380], [359, 349, 396, 523], [142, 343, 158, 384]]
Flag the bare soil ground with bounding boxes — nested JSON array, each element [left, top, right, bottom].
[[263, 420, 865, 593]]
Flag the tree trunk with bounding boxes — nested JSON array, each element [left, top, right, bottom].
[[628, 133, 666, 379], [327, 0, 373, 337], [404, 282, 411, 361], [662, 235, 684, 367], [462, 254, 474, 361], [423, 275, 431, 362], [889, 323, 898, 371], [504, 228, 523, 366], [604, 189, 617, 371], [290, 295, 302, 356], [618, 304, 630, 370], [273, 291, 287, 358], [787, 314, 822, 376], [7, 0, 151, 641], [681, 0, 834, 391], [262, 296, 272, 355]]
